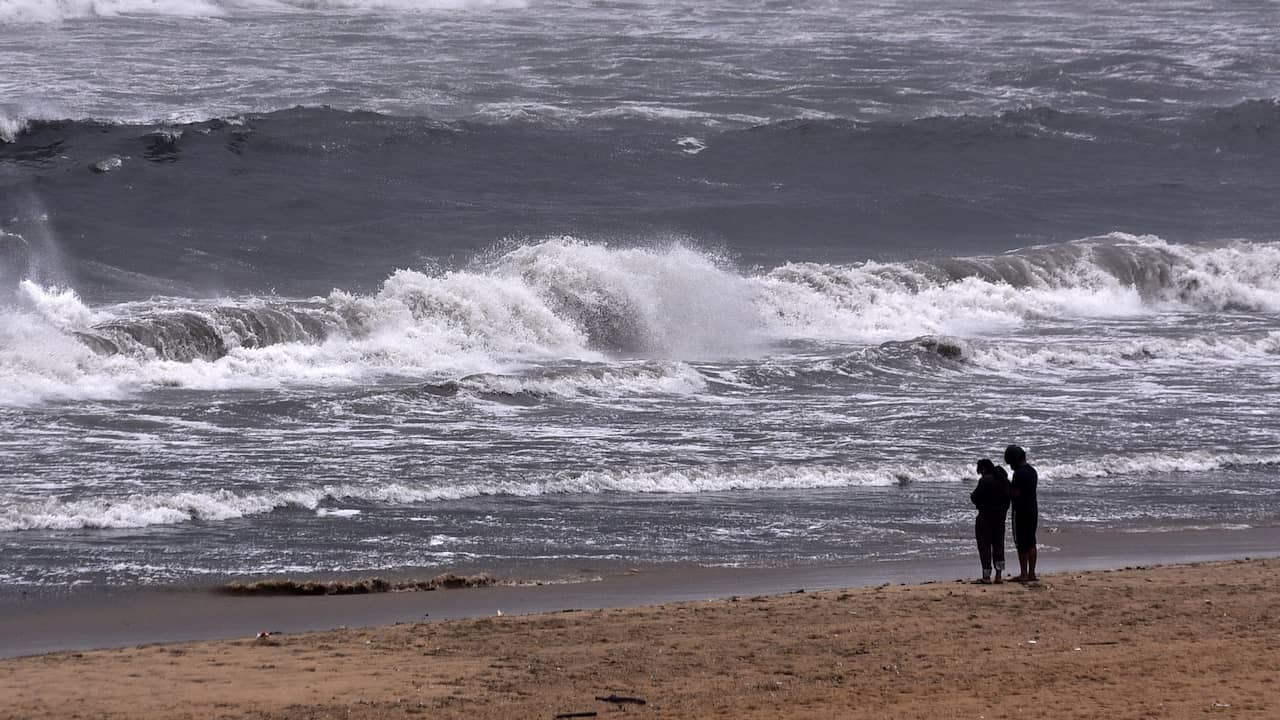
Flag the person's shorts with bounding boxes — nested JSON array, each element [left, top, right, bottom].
[[1013, 510, 1038, 552]]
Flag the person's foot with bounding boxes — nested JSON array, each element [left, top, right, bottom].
[[1027, 574, 1038, 582], [993, 575, 1004, 584], [1009, 575, 1029, 582]]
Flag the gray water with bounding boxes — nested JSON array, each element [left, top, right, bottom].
[[2, 0, 1279, 596]]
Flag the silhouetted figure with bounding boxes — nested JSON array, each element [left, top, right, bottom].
[[1005, 444, 1039, 581], [970, 458, 1011, 583]]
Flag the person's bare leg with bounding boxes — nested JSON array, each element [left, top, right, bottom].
[[1011, 512, 1028, 580], [1027, 547, 1038, 580]]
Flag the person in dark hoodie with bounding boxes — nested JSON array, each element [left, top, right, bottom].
[[1005, 444, 1039, 581], [970, 458, 1011, 584]]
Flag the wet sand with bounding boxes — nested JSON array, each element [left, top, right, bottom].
[[2, 523, 1277, 659], [2, 552, 1278, 718]]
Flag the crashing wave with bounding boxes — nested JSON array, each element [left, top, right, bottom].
[[3, 235, 1279, 405]]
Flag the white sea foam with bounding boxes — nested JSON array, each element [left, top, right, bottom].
[[1161, 239, 1280, 313], [0, 285, 132, 405], [0, 0, 229, 22], [1116, 524, 1255, 534], [0, 488, 305, 530], [464, 104, 760, 130], [280, 0, 528, 11], [316, 508, 361, 517]]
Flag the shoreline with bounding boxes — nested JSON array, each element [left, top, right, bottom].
[[2, 523, 1277, 660], [3, 554, 1277, 719]]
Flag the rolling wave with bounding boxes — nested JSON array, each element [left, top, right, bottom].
[[5, 450, 1278, 532]]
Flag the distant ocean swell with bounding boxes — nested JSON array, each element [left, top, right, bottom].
[[7, 100, 1280, 152], [5, 101, 1280, 303], [2, 234, 1278, 405], [4, 451, 1278, 532]]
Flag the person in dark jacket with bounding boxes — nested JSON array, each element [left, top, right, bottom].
[[1005, 444, 1039, 581], [970, 458, 1011, 583]]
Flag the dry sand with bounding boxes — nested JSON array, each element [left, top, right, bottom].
[[2, 558, 1277, 719]]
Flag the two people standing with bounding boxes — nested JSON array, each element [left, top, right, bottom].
[[970, 444, 1038, 583]]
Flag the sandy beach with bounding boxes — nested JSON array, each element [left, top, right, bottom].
[[3, 556, 1277, 719]]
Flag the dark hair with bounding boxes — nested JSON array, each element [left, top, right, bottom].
[[1004, 444, 1027, 465], [976, 458, 996, 474]]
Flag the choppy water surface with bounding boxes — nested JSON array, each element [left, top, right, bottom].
[[2, 0, 1279, 593]]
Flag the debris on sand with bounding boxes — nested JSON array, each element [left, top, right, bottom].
[[220, 573, 498, 596]]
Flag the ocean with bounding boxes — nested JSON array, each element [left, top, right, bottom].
[[2, 0, 1278, 596]]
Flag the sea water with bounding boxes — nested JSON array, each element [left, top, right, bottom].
[[2, 0, 1279, 594]]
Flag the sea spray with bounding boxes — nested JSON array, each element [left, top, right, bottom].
[[0, 114, 25, 143]]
